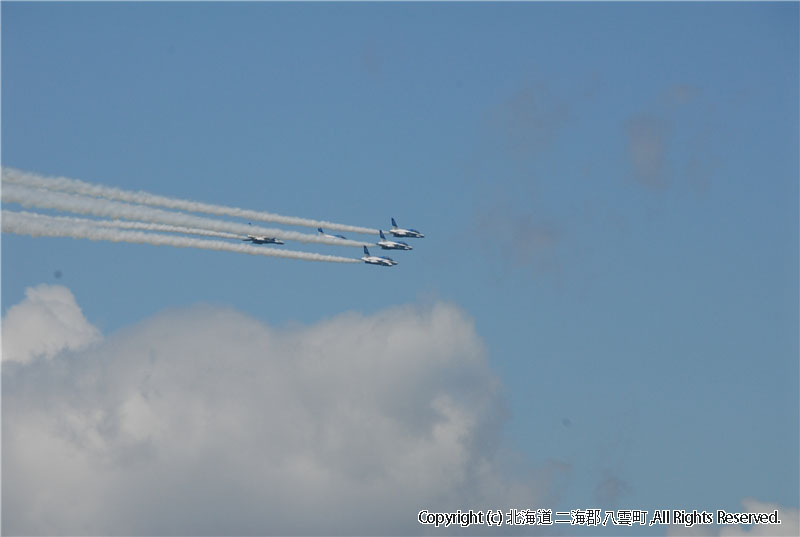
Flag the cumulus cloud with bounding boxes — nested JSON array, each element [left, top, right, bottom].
[[2, 290, 546, 535], [718, 499, 799, 536], [2, 284, 101, 364]]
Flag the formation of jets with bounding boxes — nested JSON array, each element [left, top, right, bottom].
[[362, 219, 423, 267], [239, 218, 424, 267]]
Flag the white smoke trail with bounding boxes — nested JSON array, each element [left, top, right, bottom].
[[10, 211, 243, 240], [2, 211, 361, 264], [2, 184, 371, 247], [2, 167, 380, 235]]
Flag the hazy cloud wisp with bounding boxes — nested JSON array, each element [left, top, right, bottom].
[[625, 116, 672, 189]]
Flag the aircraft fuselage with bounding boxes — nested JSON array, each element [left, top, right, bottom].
[[244, 236, 284, 245], [362, 256, 397, 266], [378, 240, 412, 250], [390, 229, 424, 238]]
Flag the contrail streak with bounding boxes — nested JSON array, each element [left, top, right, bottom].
[[2, 184, 371, 247], [9, 211, 243, 240], [2, 211, 361, 264], [2, 167, 380, 235]]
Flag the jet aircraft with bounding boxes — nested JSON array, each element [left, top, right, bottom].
[[389, 218, 424, 238], [241, 222, 284, 244], [377, 230, 412, 250], [318, 227, 348, 240], [242, 235, 284, 245], [362, 246, 397, 266]]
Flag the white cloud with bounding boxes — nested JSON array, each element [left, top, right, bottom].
[[666, 499, 799, 537], [2, 291, 546, 535], [719, 499, 799, 537], [2, 284, 101, 364]]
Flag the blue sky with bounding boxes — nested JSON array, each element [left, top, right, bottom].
[[2, 2, 798, 535]]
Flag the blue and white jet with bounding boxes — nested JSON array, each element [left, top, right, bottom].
[[362, 246, 397, 267], [389, 218, 424, 238], [377, 230, 412, 250], [242, 234, 284, 245], [318, 227, 348, 240]]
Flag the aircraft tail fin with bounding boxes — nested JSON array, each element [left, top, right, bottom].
[[391, 218, 398, 228], [363, 246, 370, 256], [317, 228, 324, 234], [379, 230, 386, 239]]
